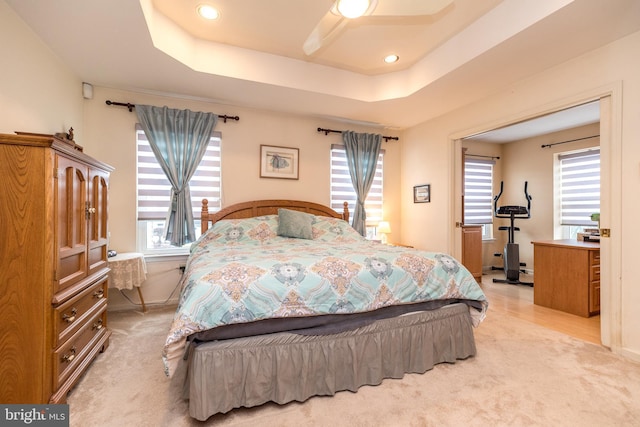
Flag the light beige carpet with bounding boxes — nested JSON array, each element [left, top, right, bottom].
[[67, 306, 640, 427]]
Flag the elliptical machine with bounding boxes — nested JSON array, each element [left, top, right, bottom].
[[492, 181, 533, 286]]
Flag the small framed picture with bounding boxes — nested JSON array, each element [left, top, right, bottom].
[[413, 184, 430, 203], [260, 145, 299, 179]]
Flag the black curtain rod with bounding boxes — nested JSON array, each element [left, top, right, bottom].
[[105, 100, 240, 123], [317, 127, 399, 142], [541, 134, 599, 148], [466, 153, 500, 160]]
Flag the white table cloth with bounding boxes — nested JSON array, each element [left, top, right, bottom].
[[108, 252, 147, 312]]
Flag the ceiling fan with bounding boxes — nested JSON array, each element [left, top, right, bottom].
[[303, 0, 454, 55]]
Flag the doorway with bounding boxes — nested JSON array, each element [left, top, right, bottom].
[[452, 92, 620, 349]]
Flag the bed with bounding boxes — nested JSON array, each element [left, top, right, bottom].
[[163, 199, 488, 421]]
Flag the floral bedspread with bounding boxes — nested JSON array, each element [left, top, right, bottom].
[[162, 214, 488, 376]]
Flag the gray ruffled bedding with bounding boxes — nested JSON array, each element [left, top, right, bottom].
[[182, 302, 476, 421]]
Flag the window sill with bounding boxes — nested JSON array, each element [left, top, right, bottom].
[[142, 252, 189, 262]]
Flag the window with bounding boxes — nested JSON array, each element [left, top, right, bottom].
[[136, 124, 222, 252], [330, 144, 384, 235], [558, 148, 600, 229], [464, 157, 494, 239]]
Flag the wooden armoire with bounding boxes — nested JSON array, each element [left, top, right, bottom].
[[0, 131, 113, 403]]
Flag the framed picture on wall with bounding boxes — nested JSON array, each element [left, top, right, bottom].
[[413, 184, 430, 203], [260, 145, 299, 179]]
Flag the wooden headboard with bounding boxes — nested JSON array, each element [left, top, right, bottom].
[[201, 199, 350, 233]]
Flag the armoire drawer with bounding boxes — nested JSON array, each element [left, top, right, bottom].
[[53, 308, 107, 389], [54, 276, 108, 347]]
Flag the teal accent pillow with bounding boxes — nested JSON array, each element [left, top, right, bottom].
[[278, 209, 314, 239]]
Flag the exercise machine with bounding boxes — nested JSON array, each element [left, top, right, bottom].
[[492, 181, 533, 286]]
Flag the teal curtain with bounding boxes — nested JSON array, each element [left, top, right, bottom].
[[342, 131, 382, 235], [135, 105, 218, 246]]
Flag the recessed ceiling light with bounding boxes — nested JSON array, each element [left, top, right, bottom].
[[197, 4, 220, 20], [336, 0, 370, 19], [384, 54, 399, 64]]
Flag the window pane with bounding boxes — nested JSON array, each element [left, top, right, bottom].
[[140, 220, 203, 250], [136, 124, 222, 220], [136, 124, 222, 252], [464, 157, 494, 224], [330, 145, 384, 226], [559, 149, 600, 226]]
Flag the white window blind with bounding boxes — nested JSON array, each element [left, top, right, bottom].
[[136, 124, 222, 220], [559, 148, 600, 226], [330, 144, 384, 225], [464, 157, 494, 224]]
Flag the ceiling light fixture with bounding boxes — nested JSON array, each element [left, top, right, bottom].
[[336, 0, 371, 19], [197, 4, 220, 20], [384, 54, 399, 64]]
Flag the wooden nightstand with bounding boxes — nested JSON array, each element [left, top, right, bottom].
[[388, 243, 414, 248]]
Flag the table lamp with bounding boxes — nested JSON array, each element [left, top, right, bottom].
[[377, 221, 391, 244]]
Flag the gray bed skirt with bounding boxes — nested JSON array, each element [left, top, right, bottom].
[[182, 303, 477, 421]]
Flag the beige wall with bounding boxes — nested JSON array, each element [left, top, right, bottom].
[[83, 87, 401, 254], [402, 30, 640, 360], [0, 1, 83, 139]]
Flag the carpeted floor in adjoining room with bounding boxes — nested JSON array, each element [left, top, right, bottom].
[[67, 305, 640, 427]]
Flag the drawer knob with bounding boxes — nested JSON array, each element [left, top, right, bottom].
[[92, 319, 103, 331], [62, 308, 78, 323], [93, 289, 105, 299], [62, 346, 76, 363], [85, 202, 97, 218]]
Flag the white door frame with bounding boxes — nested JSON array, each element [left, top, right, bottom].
[[449, 83, 623, 350]]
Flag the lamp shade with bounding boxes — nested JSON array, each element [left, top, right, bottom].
[[377, 221, 391, 234]]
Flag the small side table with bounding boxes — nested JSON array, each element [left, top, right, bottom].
[[108, 252, 148, 312], [388, 243, 414, 248]]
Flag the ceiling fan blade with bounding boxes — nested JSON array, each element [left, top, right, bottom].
[[303, 7, 348, 55], [371, 0, 453, 16]]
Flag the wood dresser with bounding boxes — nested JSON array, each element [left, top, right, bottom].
[[532, 239, 600, 317], [0, 132, 113, 403]]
